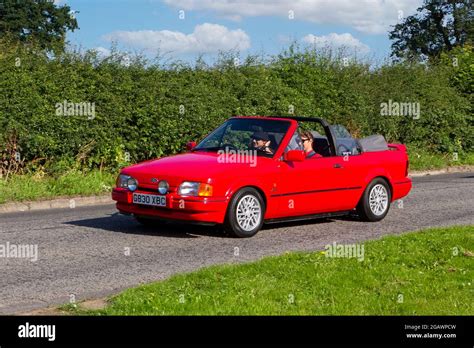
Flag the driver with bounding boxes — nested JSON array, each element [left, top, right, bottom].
[[251, 132, 274, 155]]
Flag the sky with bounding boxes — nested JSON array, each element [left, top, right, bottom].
[[60, 0, 424, 64]]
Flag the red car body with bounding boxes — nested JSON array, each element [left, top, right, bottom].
[[112, 116, 411, 235]]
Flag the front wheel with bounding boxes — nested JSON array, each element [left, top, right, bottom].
[[357, 178, 391, 222], [224, 187, 265, 238]]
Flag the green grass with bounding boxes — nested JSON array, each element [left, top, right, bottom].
[[0, 170, 116, 204], [69, 226, 473, 316], [408, 149, 474, 171]]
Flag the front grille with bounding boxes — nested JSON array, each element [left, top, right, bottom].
[[138, 186, 158, 193], [137, 186, 176, 194]]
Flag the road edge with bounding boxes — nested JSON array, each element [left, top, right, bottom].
[[408, 165, 474, 177], [1, 165, 472, 214], [0, 195, 113, 214]]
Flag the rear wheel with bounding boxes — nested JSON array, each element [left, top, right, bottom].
[[224, 187, 265, 238], [357, 178, 391, 221]]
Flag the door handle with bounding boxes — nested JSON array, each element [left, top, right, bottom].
[[334, 163, 343, 169]]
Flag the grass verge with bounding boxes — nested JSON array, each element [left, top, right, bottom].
[[66, 225, 473, 315], [408, 149, 474, 171], [0, 170, 115, 204]]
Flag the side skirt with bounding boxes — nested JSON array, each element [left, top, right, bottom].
[[264, 210, 353, 225]]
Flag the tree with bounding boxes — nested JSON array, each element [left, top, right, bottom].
[[389, 0, 473, 61], [0, 0, 78, 52]]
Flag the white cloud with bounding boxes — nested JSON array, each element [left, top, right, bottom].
[[103, 23, 251, 54], [94, 46, 111, 57], [164, 0, 422, 34], [302, 33, 370, 53]]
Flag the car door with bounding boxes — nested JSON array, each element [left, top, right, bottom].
[[275, 157, 351, 217], [272, 130, 352, 217]]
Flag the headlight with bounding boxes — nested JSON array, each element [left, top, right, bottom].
[[178, 182, 213, 197], [117, 174, 138, 192], [158, 180, 169, 194]]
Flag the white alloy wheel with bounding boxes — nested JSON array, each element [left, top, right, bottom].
[[369, 184, 389, 216], [235, 194, 262, 232]]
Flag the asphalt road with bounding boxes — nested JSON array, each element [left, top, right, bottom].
[[0, 172, 473, 314]]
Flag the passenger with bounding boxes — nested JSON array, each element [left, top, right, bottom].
[[251, 132, 274, 155], [300, 131, 320, 158]]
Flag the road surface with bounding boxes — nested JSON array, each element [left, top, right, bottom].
[[0, 172, 472, 314]]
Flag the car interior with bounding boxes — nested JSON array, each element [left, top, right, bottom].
[[309, 129, 388, 157], [311, 135, 332, 157], [214, 118, 388, 159], [298, 122, 363, 158]]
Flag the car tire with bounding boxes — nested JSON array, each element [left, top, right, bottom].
[[224, 187, 265, 238], [357, 178, 391, 222]]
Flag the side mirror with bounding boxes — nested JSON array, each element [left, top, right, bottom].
[[284, 150, 305, 162], [186, 141, 197, 151]]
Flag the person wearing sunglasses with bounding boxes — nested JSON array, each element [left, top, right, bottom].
[[251, 132, 274, 155], [299, 130, 320, 159]]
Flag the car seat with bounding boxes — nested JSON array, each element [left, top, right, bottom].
[[313, 137, 331, 157]]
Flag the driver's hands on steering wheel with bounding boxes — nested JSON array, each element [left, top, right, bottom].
[[254, 140, 273, 154]]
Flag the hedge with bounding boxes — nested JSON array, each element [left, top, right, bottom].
[[0, 42, 472, 175]]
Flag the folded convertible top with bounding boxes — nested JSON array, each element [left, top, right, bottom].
[[358, 135, 389, 152]]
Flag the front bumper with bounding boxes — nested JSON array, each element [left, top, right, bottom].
[[112, 188, 228, 224]]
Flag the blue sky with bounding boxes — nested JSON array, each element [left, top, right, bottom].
[[62, 0, 423, 64]]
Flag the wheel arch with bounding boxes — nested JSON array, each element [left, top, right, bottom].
[[357, 175, 393, 206], [226, 185, 268, 210], [363, 168, 394, 195], [374, 176, 393, 196]]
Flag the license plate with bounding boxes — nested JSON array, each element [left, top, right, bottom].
[[132, 193, 166, 207]]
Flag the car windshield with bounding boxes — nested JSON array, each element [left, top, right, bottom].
[[194, 118, 291, 157]]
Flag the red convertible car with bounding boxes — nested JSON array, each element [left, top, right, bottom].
[[112, 116, 412, 237]]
